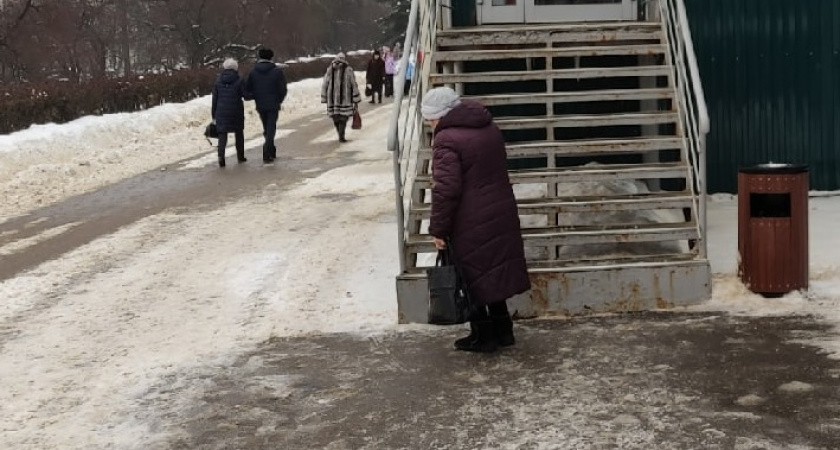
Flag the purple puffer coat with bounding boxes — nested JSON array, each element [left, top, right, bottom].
[[429, 100, 531, 306]]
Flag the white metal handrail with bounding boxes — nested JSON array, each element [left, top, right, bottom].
[[387, 0, 439, 272], [658, 0, 710, 258]]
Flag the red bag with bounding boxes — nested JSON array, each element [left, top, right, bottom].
[[351, 110, 362, 130]]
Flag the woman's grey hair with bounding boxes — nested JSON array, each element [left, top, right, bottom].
[[223, 58, 238, 70]]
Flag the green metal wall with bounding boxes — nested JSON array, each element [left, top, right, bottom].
[[685, 0, 840, 193]]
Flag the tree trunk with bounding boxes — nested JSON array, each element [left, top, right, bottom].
[[119, 0, 131, 76]]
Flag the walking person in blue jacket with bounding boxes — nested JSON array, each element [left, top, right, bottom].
[[211, 58, 247, 168], [246, 48, 288, 163]]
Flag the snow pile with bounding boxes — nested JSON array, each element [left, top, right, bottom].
[[0, 75, 363, 221], [514, 167, 687, 259]]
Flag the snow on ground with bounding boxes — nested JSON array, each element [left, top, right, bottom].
[[1, 73, 840, 447], [694, 193, 840, 359], [0, 73, 363, 221], [0, 89, 405, 448]]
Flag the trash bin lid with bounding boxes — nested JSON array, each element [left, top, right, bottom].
[[739, 163, 808, 174]]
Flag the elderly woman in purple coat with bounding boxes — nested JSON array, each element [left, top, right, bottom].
[[421, 87, 531, 353]]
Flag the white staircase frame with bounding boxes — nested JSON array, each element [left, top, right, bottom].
[[387, 0, 711, 320]]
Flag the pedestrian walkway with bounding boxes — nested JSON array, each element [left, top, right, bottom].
[[165, 312, 840, 449]]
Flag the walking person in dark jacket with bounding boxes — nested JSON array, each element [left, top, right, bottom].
[[245, 48, 287, 163], [321, 52, 361, 143], [421, 87, 531, 353], [365, 50, 385, 104], [211, 58, 247, 168]]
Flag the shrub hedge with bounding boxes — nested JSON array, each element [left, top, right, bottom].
[[0, 54, 369, 135]]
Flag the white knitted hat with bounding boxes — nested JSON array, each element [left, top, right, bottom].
[[421, 87, 461, 120], [222, 58, 238, 70]]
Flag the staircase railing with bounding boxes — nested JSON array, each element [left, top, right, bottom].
[[657, 0, 710, 258], [388, 0, 709, 267], [387, 0, 440, 273]]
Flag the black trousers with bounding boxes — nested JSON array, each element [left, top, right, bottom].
[[331, 115, 348, 141], [218, 129, 245, 160], [384, 74, 394, 97], [258, 109, 279, 160], [370, 83, 383, 103]]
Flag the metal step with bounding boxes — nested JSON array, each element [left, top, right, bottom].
[[438, 21, 662, 34], [510, 162, 689, 183], [400, 252, 698, 276], [417, 137, 686, 160], [507, 137, 685, 158], [430, 66, 672, 84], [462, 88, 674, 106], [414, 162, 689, 189], [526, 252, 698, 270], [396, 258, 711, 323], [523, 222, 698, 246], [409, 192, 694, 220], [436, 22, 663, 48], [435, 44, 668, 62], [493, 112, 679, 130], [406, 221, 698, 253]]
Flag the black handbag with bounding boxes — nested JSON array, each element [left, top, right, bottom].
[[204, 122, 219, 139], [364, 85, 372, 97], [426, 247, 473, 325]]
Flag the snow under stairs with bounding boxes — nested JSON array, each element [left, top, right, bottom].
[[396, 21, 711, 323]]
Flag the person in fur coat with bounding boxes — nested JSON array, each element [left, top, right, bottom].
[[321, 53, 361, 142]]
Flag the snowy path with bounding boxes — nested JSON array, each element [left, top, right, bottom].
[[0, 99, 405, 448]]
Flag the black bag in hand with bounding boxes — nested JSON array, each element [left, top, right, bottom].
[[204, 122, 219, 139], [426, 247, 472, 325]]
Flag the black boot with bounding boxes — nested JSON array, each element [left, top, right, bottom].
[[454, 319, 498, 353], [262, 143, 274, 163], [491, 314, 515, 347], [337, 120, 347, 143], [454, 321, 477, 348], [236, 147, 247, 163], [489, 301, 515, 347]]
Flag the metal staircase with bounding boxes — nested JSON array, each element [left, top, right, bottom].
[[388, 0, 711, 323]]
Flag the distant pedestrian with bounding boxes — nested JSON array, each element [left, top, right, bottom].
[[365, 50, 386, 104], [422, 87, 531, 353], [403, 54, 415, 96], [211, 58, 246, 168], [245, 48, 288, 163], [321, 53, 361, 143], [383, 46, 396, 97]]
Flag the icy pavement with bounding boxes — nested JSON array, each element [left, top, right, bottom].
[[155, 313, 840, 450]]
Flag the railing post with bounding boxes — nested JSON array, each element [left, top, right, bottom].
[[661, 0, 709, 258], [389, 0, 422, 274], [698, 133, 708, 258]]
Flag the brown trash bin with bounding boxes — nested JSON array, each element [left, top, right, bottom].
[[737, 163, 809, 297]]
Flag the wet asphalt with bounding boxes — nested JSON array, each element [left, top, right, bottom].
[[162, 313, 840, 450]]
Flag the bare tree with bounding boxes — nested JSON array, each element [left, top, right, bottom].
[[0, 0, 391, 82], [117, 0, 130, 75]]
